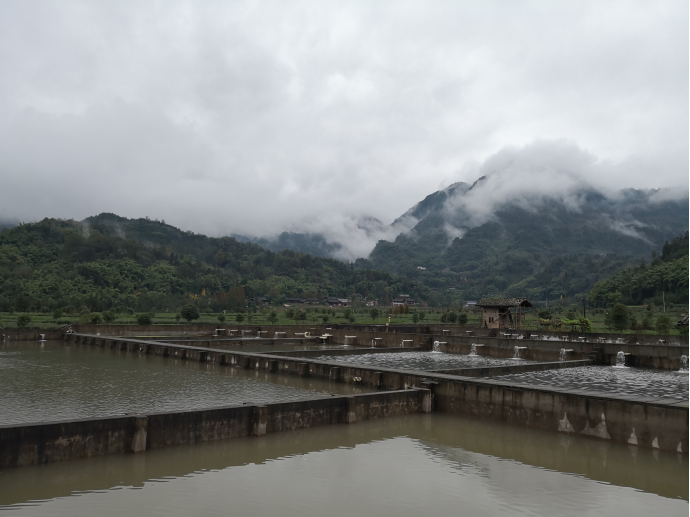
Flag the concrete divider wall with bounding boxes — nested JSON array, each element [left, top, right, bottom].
[[432, 359, 593, 378], [65, 333, 689, 454], [136, 329, 429, 350], [257, 347, 424, 359], [434, 380, 688, 455], [0, 389, 429, 468], [437, 335, 689, 369], [1, 328, 66, 341], [426, 324, 688, 344]]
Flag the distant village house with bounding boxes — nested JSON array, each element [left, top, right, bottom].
[[476, 297, 533, 330]]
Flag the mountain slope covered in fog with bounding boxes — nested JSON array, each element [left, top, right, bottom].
[[358, 178, 688, 301]]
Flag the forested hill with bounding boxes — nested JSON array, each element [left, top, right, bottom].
[[0, 215, 419, 313], [357, 184, 688, 302], [588, 232, 689, 307]]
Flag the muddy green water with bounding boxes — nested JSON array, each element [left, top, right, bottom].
[[0, 341, 372, 425], [0, 414, 686, 515]]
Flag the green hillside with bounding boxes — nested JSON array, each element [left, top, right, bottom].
[[359, 183, 688, 302], [0, 215, 422, 313], [588, 232, 689, 307]]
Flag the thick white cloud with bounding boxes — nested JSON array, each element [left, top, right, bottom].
[[0, 0, 686, 247]]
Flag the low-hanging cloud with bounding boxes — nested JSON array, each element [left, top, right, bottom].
[[0, 1, 686, 256], [443, 140, 598, 228]]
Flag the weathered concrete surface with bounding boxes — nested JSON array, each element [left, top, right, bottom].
[[65, 333, 689, 454], [436, 336, 689, 370], [256, 347, 424, 358], [431, 359, 592, 377], [433, 380, 688, 456], [0, 389, 429, 468], [0, 414, 136, 468], [0, 328, 66, 341]]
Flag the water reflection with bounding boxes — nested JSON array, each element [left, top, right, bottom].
[[0, 414, 686, 515]]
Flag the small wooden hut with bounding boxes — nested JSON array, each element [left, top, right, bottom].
[[476, 297, 533, 330]]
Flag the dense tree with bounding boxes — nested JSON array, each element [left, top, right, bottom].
[[655, 314, 671, 334], [135, 313, 152, 325], [0, 217, 422, 315], [610, 303, 630, 332], [589, 232, 689, 307], [16, 314, 31, 328], [180, 304, 200, 323]]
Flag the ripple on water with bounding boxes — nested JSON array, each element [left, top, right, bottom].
[[497, 365, 689, 401], [313, 351, 538, 371], [0, 341, 371, 425]]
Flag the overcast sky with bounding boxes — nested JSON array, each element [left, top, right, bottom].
[[0, 0, 687, 246]]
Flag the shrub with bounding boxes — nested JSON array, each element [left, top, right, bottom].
[[90, 312, 103, 324], [610, 303, 630, 332], [235, 313, 245, 323], [217, 314, 226, 323], [103, 311, 116, 324], [267, 311, 278, 324], [538, 309, 552, 319], [135, 313, 152, 325], [180, 304, 200, 323], [369, 308, 380, 322], [655, 314, 671, 334], [16, 314, 31, 328], [174, 314, 181, 324], [52, 308, 63, 321], [458, 312, 468, 325]]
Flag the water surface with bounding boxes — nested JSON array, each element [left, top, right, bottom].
[[0, 414, 685, 515], [0, 341, 372, 425], [496, 365, 689, 401], [314, 351, 538, 371]]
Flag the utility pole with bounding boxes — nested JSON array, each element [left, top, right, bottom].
[[583, 297, 586, 319], [663, 291, 666, 313]]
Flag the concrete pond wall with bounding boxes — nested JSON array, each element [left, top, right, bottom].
[[436, 335, 689, 370], [59, 333, 689, 455], [0, 330, 686, 468], [0, 389, 430, 468]]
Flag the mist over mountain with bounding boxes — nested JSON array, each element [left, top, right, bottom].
[[233, 215, 414, 262], [234, 142, 688, 301], [361, 179, 687, 300]]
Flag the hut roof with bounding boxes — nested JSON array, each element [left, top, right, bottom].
[[476, 297, 533, 308]]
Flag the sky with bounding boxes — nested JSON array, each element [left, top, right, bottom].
[[0, 0, 687, 253]]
